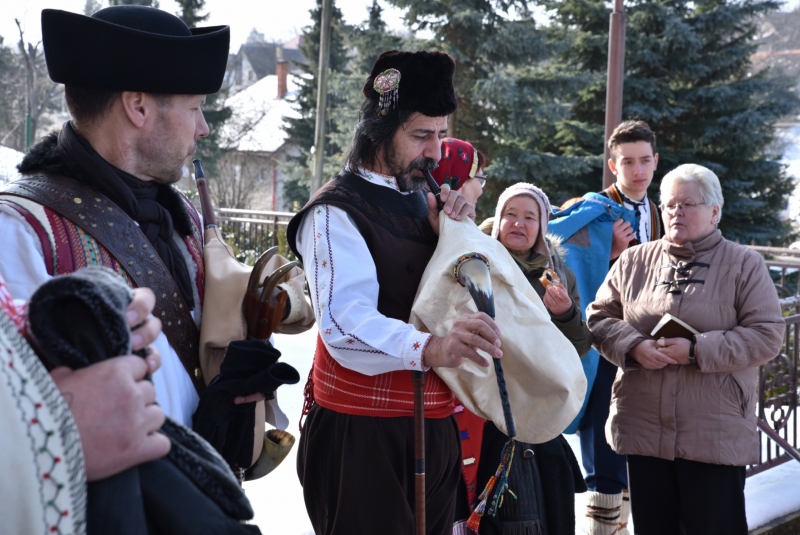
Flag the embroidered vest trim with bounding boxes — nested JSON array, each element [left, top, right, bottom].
[[1, 173, 206, 394], [602, 184, 662, 243]]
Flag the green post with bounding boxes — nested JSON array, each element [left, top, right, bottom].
[[25, 113, 31, 151]]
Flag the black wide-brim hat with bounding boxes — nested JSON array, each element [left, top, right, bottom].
[[42, 6, 230, 95], [362, 50, 457, 117]]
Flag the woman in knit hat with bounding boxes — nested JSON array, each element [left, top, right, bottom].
[[462, 183, 591, 534], [430, 137, 487, 206]]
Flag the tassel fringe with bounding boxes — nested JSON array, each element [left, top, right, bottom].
[[299, 365, 315, 432], [466, 439, 516, 531]]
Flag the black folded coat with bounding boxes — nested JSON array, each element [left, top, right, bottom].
[[27, 266, 260, 535]]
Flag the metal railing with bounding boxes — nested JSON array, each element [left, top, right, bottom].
[[216, 208, 296, 263], [748, 246, 800, 476], [212, 214, 800, 476]]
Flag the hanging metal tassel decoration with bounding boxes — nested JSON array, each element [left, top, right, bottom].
[[373, 68, 401, 115]]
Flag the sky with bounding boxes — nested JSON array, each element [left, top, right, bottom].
[[0, 0, 408, 52], [5, 0, 800, 52]]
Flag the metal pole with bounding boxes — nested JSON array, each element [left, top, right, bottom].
[[311, 0, 333, 195], [603, 0, 626, 189]]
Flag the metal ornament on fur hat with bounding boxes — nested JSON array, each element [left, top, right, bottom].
[[363, 50, 457, 118], [373, 68, 401, 115]]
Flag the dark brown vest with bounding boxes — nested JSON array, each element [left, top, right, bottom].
[[287, 171, 438, 320]]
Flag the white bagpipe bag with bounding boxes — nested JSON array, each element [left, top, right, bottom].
[[410, 215, 587, 444]]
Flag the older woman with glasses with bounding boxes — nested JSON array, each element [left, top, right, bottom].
[[586, 164, 784, 534]]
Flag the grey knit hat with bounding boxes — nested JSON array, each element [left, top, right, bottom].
[[490, 182, 552, 258]]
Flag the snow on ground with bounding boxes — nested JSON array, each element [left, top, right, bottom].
[[246, 326, 800, 534], [0, 145, 24, 183]]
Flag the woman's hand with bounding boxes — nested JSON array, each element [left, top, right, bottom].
[[655, 337, 692, 365], [629, 339, 677, 370], [543, 285, 572, 316]]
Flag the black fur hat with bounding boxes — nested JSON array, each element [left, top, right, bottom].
[[41, 6, 230, 94], [362, 50, 457, 117]]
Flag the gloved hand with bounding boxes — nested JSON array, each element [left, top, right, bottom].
[[192, 339, 300, 469]]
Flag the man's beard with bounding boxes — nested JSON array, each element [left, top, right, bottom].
[[391, 157, 438, 192]]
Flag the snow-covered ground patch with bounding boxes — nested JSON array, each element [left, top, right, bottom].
[[0, 145, 23, 184]]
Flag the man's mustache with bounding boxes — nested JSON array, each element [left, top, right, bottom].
[[406, 158, 438, 174]]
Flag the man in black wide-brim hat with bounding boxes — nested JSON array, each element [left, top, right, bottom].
[[0, 6, 299, 479], [0, 3, 225, 416], [286, 50, 504, 534]]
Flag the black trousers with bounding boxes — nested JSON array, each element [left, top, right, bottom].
[[627, 455, 747, 535], [297, 404, 461, 535]]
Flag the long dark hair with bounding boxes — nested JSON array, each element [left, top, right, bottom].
[[344, 99, 414, 172]]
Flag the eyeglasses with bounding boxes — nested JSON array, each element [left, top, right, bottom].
[[659, 201, 707, 214], [474, 175, 487, 188]]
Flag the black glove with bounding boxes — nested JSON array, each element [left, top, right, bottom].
[[192, 339, 300, 469]]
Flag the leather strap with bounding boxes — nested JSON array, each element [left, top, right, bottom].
[[1, 173, 205, 395]]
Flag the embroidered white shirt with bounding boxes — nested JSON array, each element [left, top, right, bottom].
[[296, 168, 431, 376]]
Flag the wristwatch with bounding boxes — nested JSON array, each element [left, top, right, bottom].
[[688, 340, 697, 366]]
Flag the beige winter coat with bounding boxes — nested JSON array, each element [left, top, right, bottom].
[[586, 230, 783, 466]]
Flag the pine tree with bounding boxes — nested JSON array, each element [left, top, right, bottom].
[[539, 0, 799, 244], [325, 1, 408, 163], [175, 0, 209, 27], [282, 0, 351, 209], [387, 0, 577, 220], [0, 37, 25, 151], [349, 1, 405, 75], [171, 0, 228, 202]]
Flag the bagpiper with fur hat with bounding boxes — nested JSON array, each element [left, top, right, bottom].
[[0, 5, 312, 479], [287, 50, 503, 535]]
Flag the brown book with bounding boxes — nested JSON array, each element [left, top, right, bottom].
[[650, 313, 699, 340]]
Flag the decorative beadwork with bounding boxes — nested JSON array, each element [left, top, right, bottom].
[[453, 252, 490, 286], [373, 68, 401, 115]]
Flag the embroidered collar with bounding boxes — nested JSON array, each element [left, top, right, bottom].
[[349, 165, 404, 193], [614, 184, 650, 243]]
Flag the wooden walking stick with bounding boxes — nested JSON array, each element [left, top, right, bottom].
[[410, 170, 449, 535]]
